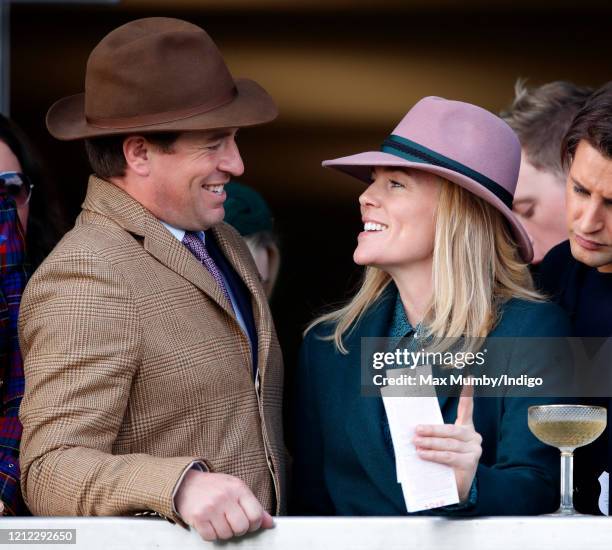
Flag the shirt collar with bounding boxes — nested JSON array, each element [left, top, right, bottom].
[[389, 289, 415, 338], [160, 221, 206, 243]]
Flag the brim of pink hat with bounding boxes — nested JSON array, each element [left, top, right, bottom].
[[323, 151, 533, 263]]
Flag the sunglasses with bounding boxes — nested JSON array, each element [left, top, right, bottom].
[[0, 171, 34, 207]]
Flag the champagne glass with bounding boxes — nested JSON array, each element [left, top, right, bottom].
[[528, 404, 607, 515]]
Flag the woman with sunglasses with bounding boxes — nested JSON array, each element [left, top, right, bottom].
[[0, 115, 65, 515], [291, 97, 571, 516], [0, 115, 66, 269]]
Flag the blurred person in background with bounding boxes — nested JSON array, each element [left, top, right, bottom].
[[538, 82, 612, 515], [501, 80, 592, 265], [224, 181, 280, 299], [291, 97, 571, 516], [0, 114, 65, 515]]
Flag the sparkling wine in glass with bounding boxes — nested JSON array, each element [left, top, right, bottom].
[[528, 404, 607, 515]]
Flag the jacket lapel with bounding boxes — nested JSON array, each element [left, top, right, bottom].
[[212, 225, 273, 376], [438, 392, 449, 412], [143, 224, 236, 318], [343, 288, 407, 511]]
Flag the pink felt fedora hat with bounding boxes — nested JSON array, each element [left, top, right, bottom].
[[323, 96, 533, 262]]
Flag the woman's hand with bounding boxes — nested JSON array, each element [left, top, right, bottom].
[[412, 384, 482, 502]]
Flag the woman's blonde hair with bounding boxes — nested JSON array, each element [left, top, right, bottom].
[[306, 176, 541, 353]]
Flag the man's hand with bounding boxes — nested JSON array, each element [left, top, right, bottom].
[[412, 384, 482, 502], [174, 469, 273, 541], [0, 500, 4, 515]]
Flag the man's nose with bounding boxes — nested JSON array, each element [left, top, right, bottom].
[[220, 139, 244, 177], [578, 200, 604, 234]]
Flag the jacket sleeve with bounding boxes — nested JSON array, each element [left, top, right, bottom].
[[447, 302, 572, 516], [18, 247, 204, 525], [289, 330, 335, 515]]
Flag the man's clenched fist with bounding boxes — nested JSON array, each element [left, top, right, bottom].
[[175, 470, 273, 541]]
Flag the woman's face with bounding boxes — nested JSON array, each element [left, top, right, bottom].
[[0, 140, 28, 231], [354, 167, 441, 272]]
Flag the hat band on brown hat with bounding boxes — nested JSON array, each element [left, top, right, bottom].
[[86, 85, 238, 130]]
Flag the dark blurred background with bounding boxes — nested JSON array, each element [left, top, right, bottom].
[[5, 0, 612, 401]]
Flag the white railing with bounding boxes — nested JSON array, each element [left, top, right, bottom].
[[0, 516, 610, 549]]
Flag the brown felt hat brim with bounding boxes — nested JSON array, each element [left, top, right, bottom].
[[46, 78, 277, 141]]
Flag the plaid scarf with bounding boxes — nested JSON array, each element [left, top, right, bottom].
[[0, 197, 30, 515]]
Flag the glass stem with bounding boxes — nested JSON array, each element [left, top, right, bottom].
[[559, 450, 575, 514]]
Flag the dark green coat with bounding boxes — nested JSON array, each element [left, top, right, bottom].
[[291, 286, 572, 516]]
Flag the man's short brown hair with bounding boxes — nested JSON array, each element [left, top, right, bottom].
[[562, 81, 612, 167], [84, 132, 180, 179], [501, 80, 592, 179]]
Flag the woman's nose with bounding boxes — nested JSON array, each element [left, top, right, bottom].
[[359, 182, 381, 208]]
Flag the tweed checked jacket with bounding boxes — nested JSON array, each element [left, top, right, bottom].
[[18, 176, 285, 524]]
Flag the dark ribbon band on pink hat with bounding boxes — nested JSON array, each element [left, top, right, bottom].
[[381, 134, 513, 209]]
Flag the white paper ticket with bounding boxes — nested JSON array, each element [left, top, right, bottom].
[[381, 368, 459, 512]]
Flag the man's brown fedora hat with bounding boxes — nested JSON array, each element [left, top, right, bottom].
[[46, 17, 278, 140]]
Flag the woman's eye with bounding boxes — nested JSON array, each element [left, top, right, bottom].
[[390, 180, 405, 188]]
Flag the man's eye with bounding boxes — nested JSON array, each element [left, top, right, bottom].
[[574, 185, 588, 195], [513, 202, 534, 219], [390, 180, 405, 188]]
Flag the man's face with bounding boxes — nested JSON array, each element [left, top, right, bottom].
[[566, 140, 612, 273], [144, 129, 244, 231], [513, 152, 567, 264]]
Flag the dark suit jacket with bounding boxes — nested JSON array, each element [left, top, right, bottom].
[[538, 239, 612, 514], [291, 286, 571, 516]]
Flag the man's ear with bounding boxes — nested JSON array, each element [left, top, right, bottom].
[[123, 136, 151, 177]]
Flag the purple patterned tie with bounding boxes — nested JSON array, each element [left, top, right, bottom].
[[182, 231, 233, 309]]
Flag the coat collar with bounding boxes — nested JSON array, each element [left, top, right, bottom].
[[81, 175, 272, 375]]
